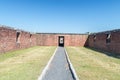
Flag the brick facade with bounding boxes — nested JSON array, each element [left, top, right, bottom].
[[1, 26, 120, 55], [88, 29, 120, 54], [0, 26, 37, 53], [0, 26, 88, 53], [36, 33, 88, 46]]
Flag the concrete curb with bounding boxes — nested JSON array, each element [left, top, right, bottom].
[[64, 48, 80, 80], [38, 47, 58, 80]]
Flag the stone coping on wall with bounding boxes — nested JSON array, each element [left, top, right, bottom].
[[0, 25, 35, 34], [36, 32, 88, 35], [0, 25, 88, 35], [90, 29, 120, 35]]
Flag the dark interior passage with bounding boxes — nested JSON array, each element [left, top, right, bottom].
[[58, 36, 64, 47]]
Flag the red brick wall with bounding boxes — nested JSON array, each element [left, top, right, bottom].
[[88, 30, 120, 54], [0, 27, 16, 53], [64, 34, 88, 46], [36, 34, 57, 46], [30, 34, 37, 46], [1, 26, 120, 55], [0, 27, 37, 53], [36, 33, 88, 46]]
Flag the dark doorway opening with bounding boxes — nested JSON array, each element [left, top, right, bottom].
[[58, 36, 64, 47], [16, 32, 20, 43]]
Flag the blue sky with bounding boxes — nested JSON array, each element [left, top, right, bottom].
[[0, 0, 120, 33]]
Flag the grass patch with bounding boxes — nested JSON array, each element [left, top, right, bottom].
[[0, 46, 56, 80], [66, 47, 120, 80]]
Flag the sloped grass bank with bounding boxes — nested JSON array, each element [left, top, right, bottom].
[[66, 47, 120, 80], [0, 46, 56, 80]]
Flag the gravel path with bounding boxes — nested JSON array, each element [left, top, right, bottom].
[[42, 47, 74, 80]]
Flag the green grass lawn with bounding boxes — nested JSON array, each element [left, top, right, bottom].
[[66, 47, 120, 80], [0, 46, 56, 80]]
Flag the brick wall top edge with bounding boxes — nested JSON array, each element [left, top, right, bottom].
[[0, 26, 35, 34], [36, 33, 88, 35], [0, 26, 15, 30], [90, 29, 120, 35]]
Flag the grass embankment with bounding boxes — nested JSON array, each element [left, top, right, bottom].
[[0, 46, 56, 80], [66, 47, 120, 80]]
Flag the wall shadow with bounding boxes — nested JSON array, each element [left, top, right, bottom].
[[84, 35, 120, 59], [85, 47, 120, 59], [84, 35, 89, 47]]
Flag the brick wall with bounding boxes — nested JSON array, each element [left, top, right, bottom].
[[0, 27, 88, 53], [88, 29, 120, 54], [0, 27, 16, 53], [36, 33, 57, 46], [64, 34, 88, 46], [0, 27, 86, 53], [36, 33, 88, 46], [0, 26, 37, 53], [2, 25, 120, 55]]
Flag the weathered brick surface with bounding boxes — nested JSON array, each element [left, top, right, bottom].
[[36, 33, 88, 46], [36, 34, 57, 46], [0, 26, 37, 53], [0, 27, 16, 53], [88, 30, 120, 54], [1, 26, 120, 55], [0, 28, 88, 53]]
